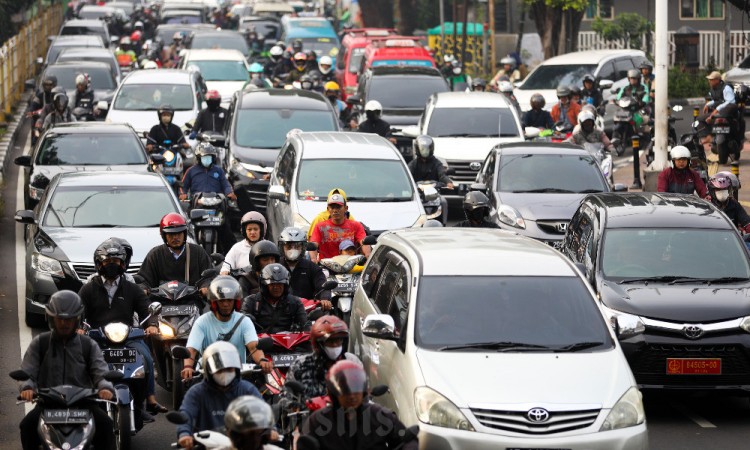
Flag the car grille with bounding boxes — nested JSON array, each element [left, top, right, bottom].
[[537, 220, 570, 235], [68, 263, 141, 282], [470, 407, 600, 435], [629, 344, 750, 386], [241, 184, 269, 212], [446, 159, 482, 183]]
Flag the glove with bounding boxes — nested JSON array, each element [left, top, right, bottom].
[[189, 131, 197, 140]]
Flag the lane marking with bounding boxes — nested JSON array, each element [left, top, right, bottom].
[[670, 401, 717, 428], [16, 131, 32, 414]]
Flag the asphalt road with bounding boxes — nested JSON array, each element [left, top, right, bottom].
[[3, 113, 750, 449]]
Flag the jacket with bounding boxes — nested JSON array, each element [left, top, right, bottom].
[[580, 87, 603, 108], [522, 109, 554, 129], [616, 83, 649, 107], [180, 164, 233, 197], [408, 156, 452, 185], [282, 257, 330, 300], [708, 81, 736, 113], [147, 122, 186, 149], [72, 88, 95, 109], [42, 109, 76, 130], [717, 197, 750, 230], [79, 275, 152, 329], [357, 118, 392, 138], [550, 101, 581, 127], [137, 243, 213, 288], [177, 377, 261, 438], [657, 167, 708, 198], [194, 107, 228, 134], [241, 292, 309, 333]]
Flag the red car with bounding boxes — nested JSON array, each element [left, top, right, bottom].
[[335, 28, 396, 99]]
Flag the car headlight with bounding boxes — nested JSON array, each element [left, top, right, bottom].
[[293, 213, 310, 230], [497, 204, 525, 229], [602, 305, 645, 340], [412, 213, 427, 228], [159, 321, 175, 338], [600, 387, 645, 431], [31, 252, 64, 277], [104, 322, 130, 344], [414, 386, 474, 431]]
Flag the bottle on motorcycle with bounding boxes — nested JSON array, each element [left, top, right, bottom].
[[224, 396, 280, 450], [278, 227, 307, 263]]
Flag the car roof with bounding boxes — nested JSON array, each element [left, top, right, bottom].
[[62, 19, 107, 28], [51, 35, 104, 45], [541, 49, 645, 65], [57, 47, 114, 57], [43, 122, 138, 134], [122, 69, 193, 84], [184, 48, 246, 61], [239, 88, 331, 110], [370, 66, 441, 76], [493, 141, 587, 154], [46, 61, 112, 70], [585, 192, 731, 229], [433, 91, 514, 108], [56, 171, 166, 188], [162, 9, 202, 16], [295, 132, 400, 160], [191, 30, 244, 38], [385, 228, 577, 276]]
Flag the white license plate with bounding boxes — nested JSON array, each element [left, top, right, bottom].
[[162, 304, 193, 316], [713, 126, 730, 134], [43, 409, 90, 424], [271, 353, 305, 367], [335, 282, 356, 291]]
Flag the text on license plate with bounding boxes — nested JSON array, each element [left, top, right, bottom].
[[666, 358, 722, 375], [103, 348, 138, 364], [271, 353, 304, 367], [713, 126, 730, 134], [335, 282, 356, 291], [43, 409, 90, 424], [162, 304, 193, 316]]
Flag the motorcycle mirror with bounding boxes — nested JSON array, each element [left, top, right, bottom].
[[201, 268, 219, 278], [285, 380, 305, 395], [148, 302, 162, 316], [306, 242, 318, 252], [166, 411, 190, 425], [362, 235, 377, 246], [104, 370, 124, 382], [370, 384, 389, 397], [210, 253, 225, 265], [296, 435, 320, 450], [150, 153, 166, 165], [190, 208, 209, 221], [321, 280, 338, 290], [142, 131, 149, 139], [256, 337, 274, 353], [95, 100, 109, 111], [171, 346, 192, 360], [9, 369, 30, 381]]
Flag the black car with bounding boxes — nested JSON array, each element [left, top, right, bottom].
[[57, 47, 123, 85], [349, 66, 450, 160], [225, 88, 340, 216], [562, 192, 750, 390]]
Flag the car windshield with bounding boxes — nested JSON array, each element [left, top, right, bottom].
[[601, 228, 750, 280], [44, 186, 175, 227], [191, 35, 249, 56], [46, 66, 115, 90], [348, 48, 365, 73], [60, 26, 106, 40], [241, 21, 280, 40], [49, 43, 101, 64], [427, 108, 520, 137], [234, 109, 336, 148], [36, 134, 147, 165], [187, 60, 248, 81], [369, 75, 448, 109], [520, 64, 598, 90], [497, 154, 607, 193], [113, 84, 194, 111], [165, 15, 203, 24], [416, 276, 612, 350], [297, 159, 414, 201]]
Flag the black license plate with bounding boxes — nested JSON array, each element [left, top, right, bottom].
[[43, 409, 91, 424], [271, 353, 305, 368], [713, 126, 730, 134], [103, 348, 137, 364], [162, 304, 193, 316], [335, 282, 356, 291]]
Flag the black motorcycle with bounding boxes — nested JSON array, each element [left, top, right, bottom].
[[319, 255, 365, 326], [189, 192, 229, 255], [612, 95, 647, 156]]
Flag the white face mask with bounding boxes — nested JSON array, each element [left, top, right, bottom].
[[452, 67, 461, 75], [212, 370, 236, 386], [323, 345, 343, 360], [285, 248, 301, 261], [715, 190, 730, 202]]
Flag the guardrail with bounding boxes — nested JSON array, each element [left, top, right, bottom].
[[0, 4, 62, 123]]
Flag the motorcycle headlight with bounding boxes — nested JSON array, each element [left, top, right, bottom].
[[163, 150, 176, 163], [104, 322, 130, 344], [497, 205, 525, 229], [198, 196, 223, 207], [159, 321, 175, 338], [618, 98, 632, 108], [338, 296, 352, 313], [600, 387, 645, 431], [414, 386, 474, 431], [293, 213, 310, 230], [31, 252, 64, 277]]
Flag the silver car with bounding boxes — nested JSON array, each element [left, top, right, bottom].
[[349, 228, 648, 449]]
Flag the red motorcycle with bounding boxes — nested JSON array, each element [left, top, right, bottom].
[[256, 330, 312, 397]]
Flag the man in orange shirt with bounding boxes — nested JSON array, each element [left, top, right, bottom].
[[550, 85, 581, 129], [309, 193, 370, 263]]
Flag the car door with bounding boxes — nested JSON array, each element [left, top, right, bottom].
[[267, 142, 295, 239]]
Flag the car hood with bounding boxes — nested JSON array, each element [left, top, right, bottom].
[[433, 136, 524, 161], [599, 280, 750, 322], [514, 88, 557, 112], [206, 81, 246, 103], [106, 109, 196, 135], [415, 348, 630, 407], [296, 199, 423, 233], [496, 192, 587, 220], [383, 109, 423, 128], [231, 144, 280, 169], [38, 226, 163, 264]]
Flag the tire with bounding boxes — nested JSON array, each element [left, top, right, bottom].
[[115, 403, 132, 450], [172, 358, 185, 410]]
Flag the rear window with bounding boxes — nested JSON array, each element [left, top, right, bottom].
[[46, 66, 115, 91], [427, 108, 519, 138], [369, 75, 448, 109], [520, 64, 597, 90], [36, 133, 147, 166]]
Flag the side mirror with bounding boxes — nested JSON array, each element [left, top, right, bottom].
[[171, 346, 192, 360], [210, 252, 225, 264], [401, 125, 420, 138], [613, 314, 645, 340], [612, 183, 628, 192], [166, 411, 190, 425], [598, 79, 614, 90], [362, 314, 399, 341], [95, 100, 109, 111], [362, 235, 377, 246], [370, 385, 389, 397], [9, 369, 30, 381], [150, 153, 166, 165], [268, 184, 286, 201], [321, 279, 338, 290], [190, 208, 209, 221], [14, 210, 35, 224], [148, 302, 162, 316], [469, 183, 487, 193], [422, 185, 438, 202], [345, 94, 361, 106], [14, 155, 32, 167], [25, 79, 36, 90], [524, 126, 540, 139]]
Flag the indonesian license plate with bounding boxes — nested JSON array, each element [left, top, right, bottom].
[[271, 353, 305, 368], [666, 358, 722, 375], [335, 282, 356, 291], [43, 409, 91, 424], [103, 348, 137, 364], [162, 304, 193, 316], [162, 166, 181, 175], [713, 126, 730, 134]]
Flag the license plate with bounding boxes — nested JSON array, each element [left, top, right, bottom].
[[43, 409, 91, 424], [103, 348, 137, 364], [162, 304, 193, 316], [162, 166, 181, 175], [335, 282, 356, 291], [666, 358, 722, 375], [713, 126, 730, 134], [271, 353, 305, 368]]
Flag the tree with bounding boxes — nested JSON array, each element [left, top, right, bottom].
[[358, 0, 395, 28], [524, 0, 588, 59], [0, 0, 37, 46], [591, 13, 652, 50]]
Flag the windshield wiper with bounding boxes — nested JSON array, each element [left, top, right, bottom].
[[512, 188, 575, 193], [554, 341, 605, 352], [669, 276, 750, 285], [618, 275, 683, 284], [438, 341, 551, 351], [74, 224, 122, 228], [577, 189, 605, 193]]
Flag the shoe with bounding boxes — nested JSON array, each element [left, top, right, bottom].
[[146, 402, 168, 414], [141, 410, 156, 423]]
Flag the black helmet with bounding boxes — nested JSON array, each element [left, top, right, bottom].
[[108, 237, 133, 270], [639, 61, 653, 70], [530, 93, 545, 109], [51, 86, 66, 96], [471, 77, 487, 91], [582, 73, 595, 84], [46, 290, 84, 331], [556, 86, 570, 98], [569, 85, 581, 96], [157, 104, 174, 120], [260, 263, 289, 298], [53, 93, 69, 110], [463, 191, 490, 222], [208, 275, 243, 312], [224, 396, 274, 447], [250, 240, 280, 270], [423, 219, 443, 227], [292, 38, 303, 52], [278, 227, 307, 262], [94, 238, 129, 274], [413, 134, 434, 159], [240, 211, 267, 241], [43, 75, 58, 89]]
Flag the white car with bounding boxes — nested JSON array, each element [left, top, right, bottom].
[[179, 49, 250, 106]]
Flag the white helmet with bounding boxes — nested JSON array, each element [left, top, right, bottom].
[[498, 80, 513, 93], [500, 56, 516, 67], [670, 146, 691, 160], [202, 341, 241, 378], [75, 74, 88, 86], [318, 55, 333, 74], [578, 110, 595, 124], [443, 54, 455, 63], [270, 45, 283, 57], [142, 60, 158, 70], [364, 100, 382, 112]]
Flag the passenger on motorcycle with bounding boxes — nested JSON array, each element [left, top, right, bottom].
[[703, 71, 737, 121], [177, 342, 264, 450], [570, 85, 582, 105], [566, 110, 615, 152], [580, 74, 603, 109], [708, 175, 750, 232], [191, 90, 228, 138], [71, 74, 94, 110], [241, 240, 281, 296], [656, 146, 709, 198], [491, 56, 522, 85], [551, 85, 581, 128], [640, 61, 655, 93], [300, 360, 418, 450], [408, 135, 453, 224], [309, 192, 370, 263], [241, 264, 309, 334], [146, 104, 190, 153], [19, 291, 115, 450], [79, 239, 166, 418], [278, 227, 332, 308], [454, 191, 501, 228], [522, 93, 554, 129], [224, 396, 284, 450], [352, 100, 397, 144], [42, 92, 76, 130], [183, 276, 273, 383], [307, 188, 358, 239], [223, 211, 267, 274]]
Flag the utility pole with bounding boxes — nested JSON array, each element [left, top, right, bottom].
[[489, 0, 495, 75], [646, 0, 670, 187]]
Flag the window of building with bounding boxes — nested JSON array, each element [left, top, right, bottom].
[[584, 0, 613, 20], [680, 0, 724, 19]]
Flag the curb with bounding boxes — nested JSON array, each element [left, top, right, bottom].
[[0, 92, 32, 196]]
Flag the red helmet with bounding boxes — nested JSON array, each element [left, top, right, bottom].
[[310, 315, 349, 353], [159, 213, 187, 243], [205, 90, 221, 101], [130, 30, 142, 42], [326, 360, 367, 398]]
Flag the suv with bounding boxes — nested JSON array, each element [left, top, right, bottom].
[[562, 192, 750, 391], [349, 228, 646, 449]]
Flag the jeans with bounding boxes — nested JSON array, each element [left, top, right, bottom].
[[128, 339, 156, 396]]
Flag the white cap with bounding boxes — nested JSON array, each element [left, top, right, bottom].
[[670, 145, 691, 160]]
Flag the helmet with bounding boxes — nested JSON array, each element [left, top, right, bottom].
[[498, 80, 513, 94], [364, 100, 382, 113], [443, 54, 455, 64], [202, 341, 241, 379], [582, 73, 596, 84], [130, 31, 142, 42], [318, 55, 333, 74], [240, 211, 267, 241], [304, 49, 316, 61], [413, 134, 434, 159], [249, 62, 263, 73], [292, 38, 304, 52], [326, 360, 367, 398], [157, 104, 174, 120], [423, 219, 443, 227], [556, 86, 570, 98], [715, 170, 741, 191], [159, 212, 187, 243], [43, 75, 58, 88], [173, 31, 184, 41], [75, 74, 88, 86], [463, 191, 490, 222], [45, 290, 84, 331], [51, 86, 65, 96], [709, 174, 732, 190], [53, 93, 69, 110], [142, 60, 158, 70], [471, 78, 487, 90], [94, 238, 129, 272], [205, 90, 221, 109], [294, 51, 307, 69], [120, 36, 131, 46], [569, 85, 581, 96], [530, 93, 545, 109], [196, 142, 218, 164], [208, 275, 243, 313], [639, 61, 653, 70], [260, 263, 289, 298], [324, 81, 340, 92], [578, 110, 595, 124], [278, 227, 307, 262], [627, 69, 641, 79], [250, 240, 281, 270], [300, 74, 314, 90], [270, 45, 283, 60], [108, 237, 133, 270], [500, 56, 515, 68], [669, 145, 692, 160], [134, 21, 144, 31], [224, 395, 274, 434], [581, 103, 597, 117], [311, 315, 349, 353]]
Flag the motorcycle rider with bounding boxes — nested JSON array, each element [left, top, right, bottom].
[[566, 110, 616, 152], [309, 192, 370, 263], [471, 77, 488, 92], [454, 191, 501, 228], [18, 291, 116, 450], [300, 360, 418, 450], [447, 59, 469, 91], [30, 74, 57, 111], [351, 100, 396, 144], [115, 36, 137, 67], [182, 276, 273, 382], [657, 146, 709, 198], [708, 174, 750, 232], [497, 80, 521, 115], [177, 342, 264, 450], [703, 71, 739, 160], [611, 69, 650, 149], [408, 135, 453, 224], [522, 93, 554, 129], [42, 92, 76, 131], [265, 44, 284, 78], [244, 62, 270, 89], [241, 264, 309, 334], [241, 240, 282, 296], [278, 227, 332, 308], [191, 90, 228, 138], [491, 56, 522, 85], [550, 86, 581, 129], [285, 52, 310, 85], [146, 104, 190, 153], [223, 211, 267, 274], [580, 74, 603, 109], [639, 61, 655, 93], [224, 396, 284, 450], [317, 55, 336, 83], [307, 188, 358, 239], [324, 81, 349, 125], [71, 74, 94, 111]]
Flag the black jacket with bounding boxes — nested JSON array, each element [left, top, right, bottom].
[[193, 107, 228, 134], [408, 156, 452, 185], [137, 243, 213, 289], [454, 219, 501, 228], [282, 257, 330, 300], [31, 89, 54, 111], [718, 197, 750, 229], [580, 87, 603, 108], [357, 118, 392, 138], [147, 122, 187, 149], [79, 275, 152, 329], [522, 109, 554, 129], [241, 292, 308, 333], [72, 88, 95, 109]]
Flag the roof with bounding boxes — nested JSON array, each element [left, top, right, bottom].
[[57, 47, 114, 57], [295, 132, 400, 160], [183, 48, 246, 61], [51, 35, 104, 46], [492, 141, 585, 154], [161, 9, 202, 16], [61, 19, 107, 27], [239, 88, 331, 110], [433, 91, 515, 109], [189, 30, 245, 39], [541, 49, 645, 65], [46, 61, 111, 70], [384, 228, 577, 277], [585, 193, 731, 229], [370, 66, 441, 77], [122, 69, 193, 84], [56, 171, 166, 188], [43, 122, 137, 134]]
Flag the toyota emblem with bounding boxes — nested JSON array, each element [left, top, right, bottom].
[[526, 408, 550, 423], [469, 162, 482, 171], [683, 325, 704, 339]]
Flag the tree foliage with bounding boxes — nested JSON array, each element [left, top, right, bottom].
[[524, 0, 588, 58], [0, 0, 38, 46], [591, 12, 653, 50]]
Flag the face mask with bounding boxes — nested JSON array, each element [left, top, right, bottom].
[[100, 263, 124, 279], [251, 73, 260, 80], [323, 345, 343, 360], [285, 248, 301, 261], [201, 155, 213, 168], [327, 95, 337, 103], [452, 67, 461, 75], [212, 370, 236, 386], [715, 190, 730, 202]]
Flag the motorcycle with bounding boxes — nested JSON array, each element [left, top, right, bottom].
[[189, 192, 228, 255], [197, 131, 228, 170], [644, 105, 682, 166], [145, 133, 185, 195], [710, 114, 741, 164], [612, 95, 647, 156], [72, 96, 95, 121], [166, 411, 232, 449], [319, 256, 365, 325], [550, 121, 573, 143]]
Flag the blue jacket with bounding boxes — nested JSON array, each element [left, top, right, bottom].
[[180, 164, 233, 197], [177, 377, 262, 438]]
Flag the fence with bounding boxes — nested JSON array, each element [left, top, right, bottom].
[[0, 4, 63, 123]]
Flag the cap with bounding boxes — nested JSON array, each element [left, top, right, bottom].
[[339, 239, 355, 251], [706, 71, 722, 80], [328, 193, 346, 206]]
